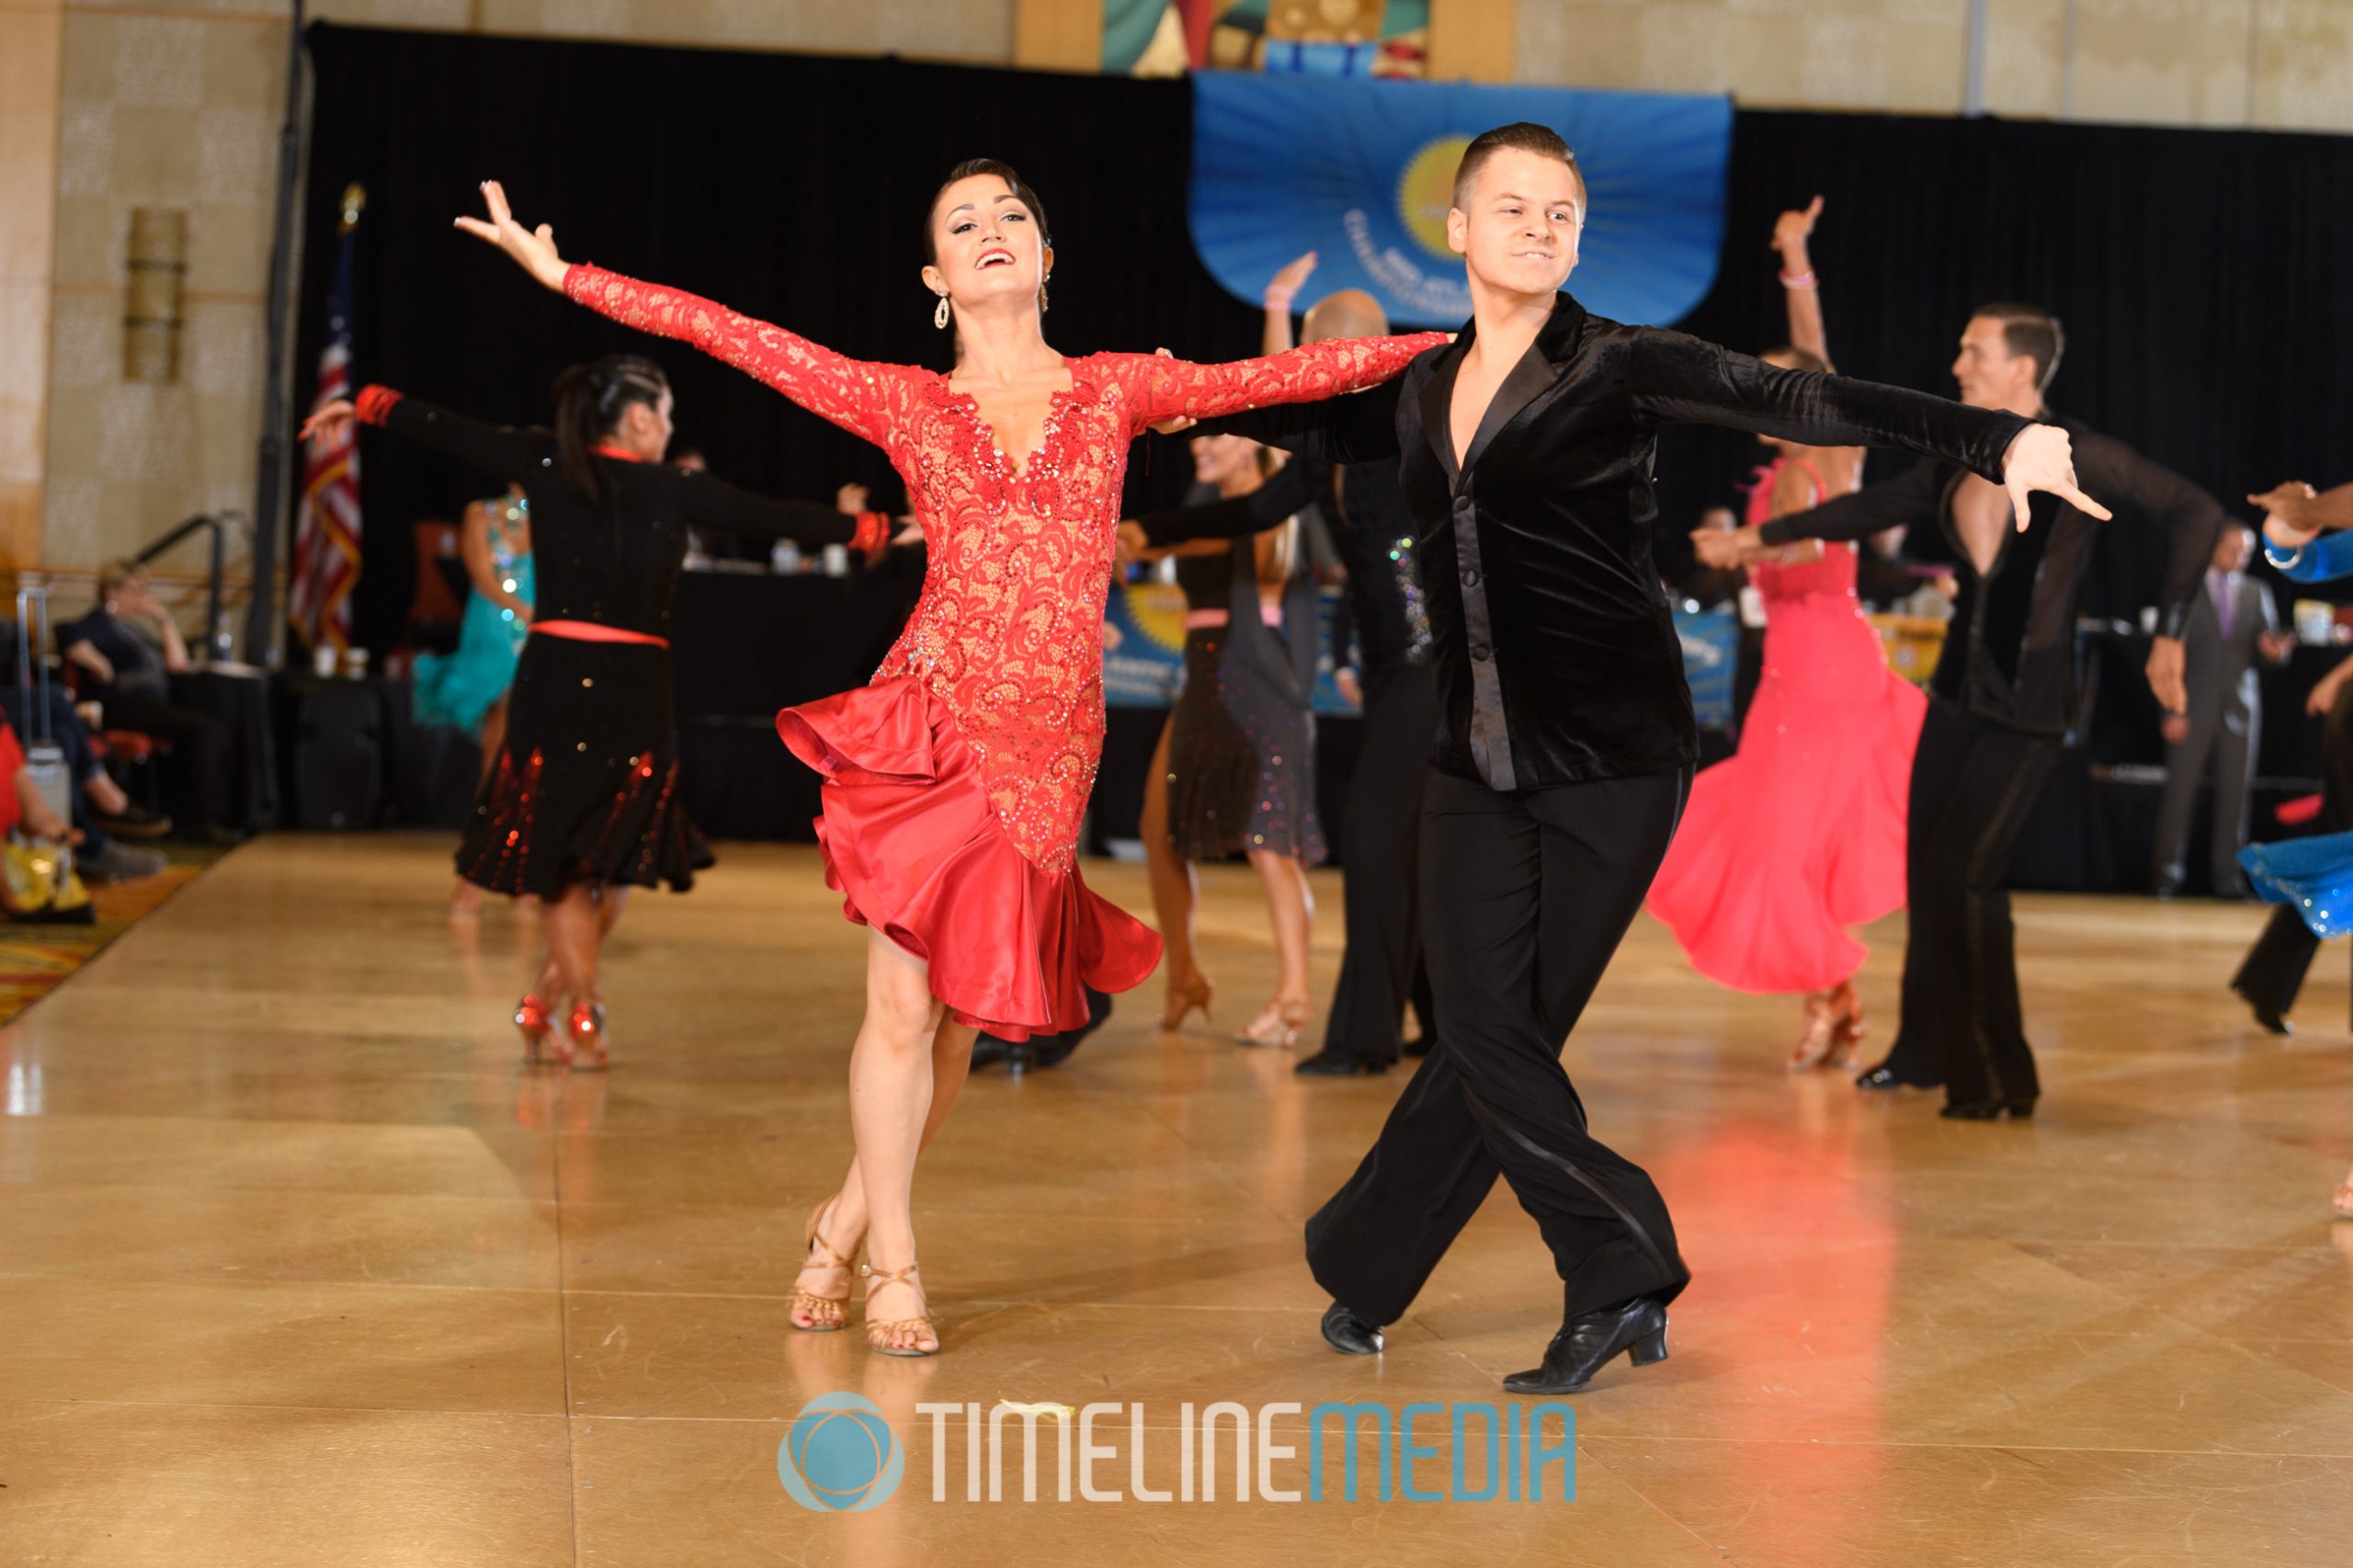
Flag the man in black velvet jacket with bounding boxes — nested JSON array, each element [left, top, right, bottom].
[[1210, 123, 2109, 1396], [1703, 303, 2219, 1119]]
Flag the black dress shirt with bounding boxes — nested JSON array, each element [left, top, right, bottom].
[[1214, 293, 2029, 790], [1757, 416, 2222, 733]]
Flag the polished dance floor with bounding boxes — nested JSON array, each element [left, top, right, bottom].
[[2, 834, 2349, 1564]]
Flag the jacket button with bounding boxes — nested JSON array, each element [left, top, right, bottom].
[[1452, 494, 1473, 517], [1461, 568, 1480, 587], [1470, 643, 1491, 661]]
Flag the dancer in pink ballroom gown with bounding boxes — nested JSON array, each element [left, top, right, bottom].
[[1648, 197, 1927, 1069]]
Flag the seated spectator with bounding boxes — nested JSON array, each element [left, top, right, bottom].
[[58, 562, 237, 843]]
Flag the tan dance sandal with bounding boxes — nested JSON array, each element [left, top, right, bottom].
[[790, 1197, 858, 1333], [861, 1260, 939, 1358]]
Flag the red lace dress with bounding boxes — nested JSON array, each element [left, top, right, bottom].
[[564, 265, 1444, 1039]]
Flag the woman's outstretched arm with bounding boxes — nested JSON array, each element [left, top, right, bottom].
[[455, 180, 909, 449]]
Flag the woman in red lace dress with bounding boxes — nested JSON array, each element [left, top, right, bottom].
[[460, 166, 1443, 1355]]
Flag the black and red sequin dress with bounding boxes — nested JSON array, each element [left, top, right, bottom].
[[352, 386, 883, 897], [561, 264, 1442, 1039], [1163, 498, 1327, 866]]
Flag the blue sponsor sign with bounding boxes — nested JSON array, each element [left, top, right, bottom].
[[1189, 74, 1732, 328]]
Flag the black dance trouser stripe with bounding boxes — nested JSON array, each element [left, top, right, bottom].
[[1303, 765, 1693, 1326], [1323, 665, 1438, 1059], [1879, 698, 2061, 1103]]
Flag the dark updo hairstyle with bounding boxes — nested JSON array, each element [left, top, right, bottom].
[[922, 158, 1054, 317], [552, 353, 669, 501]]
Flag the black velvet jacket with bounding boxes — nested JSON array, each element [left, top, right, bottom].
[[1216, 294, 2029, 790], [1758, 416, 2222, 734]]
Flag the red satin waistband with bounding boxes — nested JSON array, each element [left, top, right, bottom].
[[532, 619, 669, 648], [1184, 605, 1286, 631]]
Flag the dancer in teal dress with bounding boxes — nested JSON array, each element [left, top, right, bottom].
[[414, 484, 532, 912]]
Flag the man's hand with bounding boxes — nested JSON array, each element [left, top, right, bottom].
[[1691, 525, 1762, 569], [2145, 634, 2188, 715], [2258, 630, 2297, 663], [2001, 425, 2111, 528], [2249, 481, 2318, 528], [1115, 520, 1150, 565], [2310, 668, 2347, 718], [835, 483, 870, 515]]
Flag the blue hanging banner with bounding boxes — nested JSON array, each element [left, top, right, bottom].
[[1188, 74, 1732, 328], [1673, 603, 1740, 730]]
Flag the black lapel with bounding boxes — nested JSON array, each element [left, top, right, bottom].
[[1418, 336, 1467, 489], [1459, 333, 1559, 477]]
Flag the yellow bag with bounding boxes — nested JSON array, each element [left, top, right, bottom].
[[2, 834, 96, 925]]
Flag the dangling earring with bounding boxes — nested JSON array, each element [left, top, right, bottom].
[[933, 294, 950, 331], [1039, 276, 1051, 315]]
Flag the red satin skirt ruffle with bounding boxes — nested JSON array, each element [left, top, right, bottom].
[[776, 676, 1162, 1041]]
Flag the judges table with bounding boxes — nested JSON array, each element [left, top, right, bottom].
[[668, 566, 922, 842]]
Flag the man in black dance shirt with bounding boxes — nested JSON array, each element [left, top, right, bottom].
[[1213, 123, 2106, 1393]]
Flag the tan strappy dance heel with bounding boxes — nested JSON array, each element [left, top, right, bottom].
[[1235, 997, 1311, 1049], [1160, 974, 1215, 1030], [790, 1197, 857, 1333], [861, 1261, 939, 1358]]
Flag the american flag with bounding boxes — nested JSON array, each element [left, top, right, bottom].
[[289, 185, 366, 654]]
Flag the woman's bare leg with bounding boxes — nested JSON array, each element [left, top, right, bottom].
[[1247, 847, 1315, 1017], [847, 926, 947, 1352], [793, 1014, 976, 1329], [1141, 715, 1208, 1019]]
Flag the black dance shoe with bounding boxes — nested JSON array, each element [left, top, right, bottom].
[[1320, 1301, 1383, 1356], [969, 1036, 1038, 1074], [1938, 1096, 2035, 1121], [1854, 1060, 1940, 1091], [2232, 987, 2293, 1036], [1502, 1295, 1669, 1395], [1294, 1049, 1394, 1077]]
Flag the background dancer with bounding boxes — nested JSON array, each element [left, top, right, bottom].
[[1212, 123, 2102, 1394], [1131, 433, 1324, 1048], [1705, 301, 2223, 1119], [302, 355, 892, 1070], [412, 482, 533, 914], [457, 167, 1442, 1357]]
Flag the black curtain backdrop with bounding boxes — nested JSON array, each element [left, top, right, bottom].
[[300, 24, 2353, 656]]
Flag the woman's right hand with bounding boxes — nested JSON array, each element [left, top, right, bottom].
[[453, 180, 570, 291], [299, 399, 356, 446], [1771, 196, 1824, 259]]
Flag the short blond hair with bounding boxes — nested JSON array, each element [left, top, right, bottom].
[[97, 559, 146, 601]]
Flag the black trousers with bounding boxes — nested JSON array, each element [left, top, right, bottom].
[[1323, 665, 1438, 1061], [1877, 696, 2062, 1103], [2232, 679, 2353, 1020], [97, 688, 231, 833], [1305, 765, 1693, 1326]]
